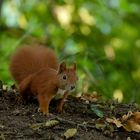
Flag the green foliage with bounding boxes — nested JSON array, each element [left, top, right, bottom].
[[0, 0, 140, 103]]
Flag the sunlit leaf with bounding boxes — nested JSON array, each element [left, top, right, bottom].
[[64, 128, 77, 139], [45, 120, 59, 127]]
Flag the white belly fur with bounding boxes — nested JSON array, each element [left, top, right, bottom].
[[54, 88, 66, 100]]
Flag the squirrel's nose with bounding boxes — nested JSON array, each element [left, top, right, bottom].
[[71, 86, 75, 90]]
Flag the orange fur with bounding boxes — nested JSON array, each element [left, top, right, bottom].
[[9, 45, 77, 115]]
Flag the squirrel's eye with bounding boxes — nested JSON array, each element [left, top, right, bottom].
[[63, 75, 67, 80]]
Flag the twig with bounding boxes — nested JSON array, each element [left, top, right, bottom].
[[54, 116, 96, 130], [55, 116, 76, 125]]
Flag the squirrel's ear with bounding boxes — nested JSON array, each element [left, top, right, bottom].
[[73, 62, 77, 71], [58, 62, 66, 73]]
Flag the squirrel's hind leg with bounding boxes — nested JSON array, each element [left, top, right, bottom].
[[17, 75, 33, 103]]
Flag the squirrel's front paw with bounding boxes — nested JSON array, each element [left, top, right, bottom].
[[43, 112, 53, 117], [38, 108, 53, 117]]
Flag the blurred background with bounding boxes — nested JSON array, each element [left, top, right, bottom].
[[0, 0, 140, 103]]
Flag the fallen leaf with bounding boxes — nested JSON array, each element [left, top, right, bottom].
[[45, 120, 59, 127], [90, 104, 104, 118], [133, 111, 140, 123], [123, 119, 140, 132], [122, 111, 133, 122], [127, 137, 131, 140], [122, 111, 140, 132], [95, 123, 106, 130], [0, 133, 5, 140], [107, 111, 140, 133], [64, 128, 77, 139], [29, 123, 43, 130], [106, 117, 122, 128], [81, 92, 100, 102], [2, 85, 8, 92]]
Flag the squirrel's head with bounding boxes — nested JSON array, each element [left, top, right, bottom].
[[57, 62, 78, 92]]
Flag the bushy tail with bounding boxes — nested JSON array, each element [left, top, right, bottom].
[[9, 45, 58, 84], [18, 74, 33, 100]]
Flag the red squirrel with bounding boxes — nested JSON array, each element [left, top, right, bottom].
[[9, 44, 77, 116]]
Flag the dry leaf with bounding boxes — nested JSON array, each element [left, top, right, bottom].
[[122, 111, 133, 121], [0, 133, 5, 140], [106, 117, 122, 128], [107, 111, 140, 133], [64, 128, 77, 139], [95, 123, 106, 130], [30, 120, 59, 130], [45, 120, 59, 127], [29, 123, 43, 130], [122, 112, 140, 132], [121, 111, 140, 132], [123, 119, 140, 132], [133, 111, 140, 123], [81, 92, 100, 102]]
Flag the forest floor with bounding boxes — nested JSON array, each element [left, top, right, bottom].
[[0, 85, 140, 140]]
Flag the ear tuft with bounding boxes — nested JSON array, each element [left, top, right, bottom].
[[58, 62, 66, 73]]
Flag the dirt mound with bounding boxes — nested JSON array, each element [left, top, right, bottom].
[[0, 86, 140, 140]]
